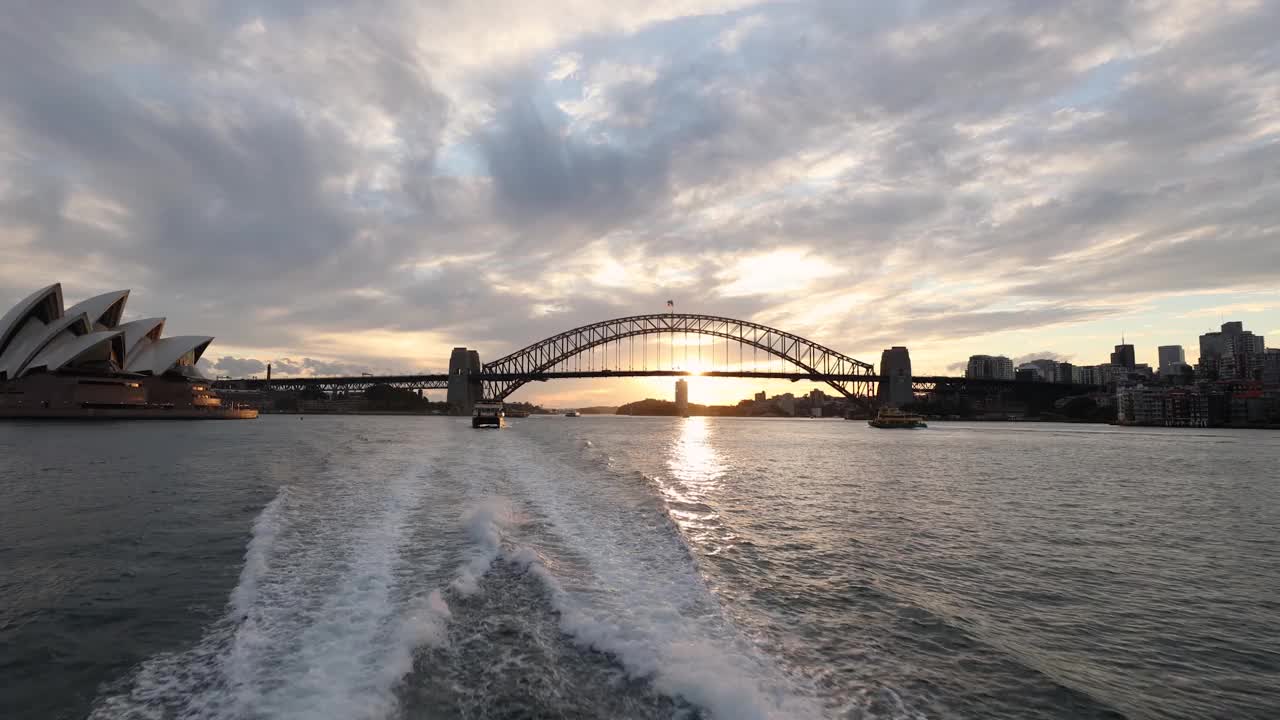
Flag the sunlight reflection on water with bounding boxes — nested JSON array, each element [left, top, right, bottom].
[[660, 417, 738, 554]]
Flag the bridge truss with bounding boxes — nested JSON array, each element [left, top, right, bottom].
[[214, 371, 1098, 397], [480, 313, 877, 401], [208, 312, 1105, 404]]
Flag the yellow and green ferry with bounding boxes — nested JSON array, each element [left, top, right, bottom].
[[868, 407, 927, 429]]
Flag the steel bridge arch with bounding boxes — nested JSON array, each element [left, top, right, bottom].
[[481, 313, 876, 401]]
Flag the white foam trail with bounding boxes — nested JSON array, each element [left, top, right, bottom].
[[450, 497, 513, 596], [508, 542, 817, 720], [496, 434, 824, 720], [93, 446, 447, 720], [230, 486, 288, 618]]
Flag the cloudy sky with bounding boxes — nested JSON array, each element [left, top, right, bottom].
[[2, 0, 1278, 406]]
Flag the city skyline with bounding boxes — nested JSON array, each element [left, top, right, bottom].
[[2, 2, 1279, 406]]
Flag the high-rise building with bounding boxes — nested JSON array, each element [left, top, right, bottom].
[[1080, 365, 1115, 386], [965, 355, 1014, 380], [675, 379, 689, 416], [1263, 349, 1280, 388], [1198, 321, 1266, 380], [754, 390, 766, 402], [1199, 330, 1226, 377], [1091, 364, 1119, 386], [1110, 342, 1136, 369], [1017, 359, 1058, 381], [1158, 345, 1186, 377], [878, 346, 913, 407], [1055, 362, 1079, 384], [1224, 333, 1266, 380], [1016, 362, 1045, 380], [808, 388, 825, 405]]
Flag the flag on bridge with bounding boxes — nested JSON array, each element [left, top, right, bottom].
[[666, 299, 674, 311]]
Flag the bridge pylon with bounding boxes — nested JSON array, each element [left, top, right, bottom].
[[447, 347, 483, 415]]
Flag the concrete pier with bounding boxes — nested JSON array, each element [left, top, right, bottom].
[[447, 347, 483, 415], [878, 346, 913, 407]]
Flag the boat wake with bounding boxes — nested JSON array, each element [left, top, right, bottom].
[[90, 442, 446, 720], [92, 423, 824, 720]]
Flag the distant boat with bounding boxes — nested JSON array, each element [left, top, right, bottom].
[[472, 402, 506, 429], [564, 411, 581, 417], [868, 407, 927, 429]]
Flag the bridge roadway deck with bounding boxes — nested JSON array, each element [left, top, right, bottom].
[[213, 371, 1102, 394]]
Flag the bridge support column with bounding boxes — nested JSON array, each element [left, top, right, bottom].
[[447, 347, 483, 415], [878, 346, 913, 407]]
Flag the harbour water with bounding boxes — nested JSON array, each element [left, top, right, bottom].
[[2, 417, 1277, 719]]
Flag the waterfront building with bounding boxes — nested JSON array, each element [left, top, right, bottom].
[[1116, 385, 1168, 425], [1164, 388, 1209, 427], [299, 394, 365, 414], [675, 379, 689, 416], [777, 392, 796, 416], [1118, 378, 1276, 427], [1110, 342, 1136, 369], [878, 346, 913, 407], [0, 283, 252, 418], [965, 354, 1014, 381], [754, 391, 766, 402]]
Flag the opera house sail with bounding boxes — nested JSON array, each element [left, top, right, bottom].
[[0, 284, 256, 419]]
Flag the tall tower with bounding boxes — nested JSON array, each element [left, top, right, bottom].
[[878, 347, 912, 407], [675, 378, 689, 416], [1110, 341, 1136, 369], [447, 347, 483, 415], [1158, 345, 1186, 376]]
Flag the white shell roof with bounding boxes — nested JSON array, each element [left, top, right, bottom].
[[0, 284, 63, 358], [2, 285, 215, 379], [116, 317, 166, 360], [65, 289, 130, 329], [25, 330, 126, 375], [0, 312, 92, 379], [125, 335, 213, 376]]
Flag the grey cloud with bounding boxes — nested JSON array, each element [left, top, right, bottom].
[[0, 0, 454, 344], [208, 356, 379, 378], [853, 305, 1118, 354], [1011, 352, 1073, 366], [208, 356, 268, 377], [295, 358, 375, 376], [480, 97, 671, 233], [2, 0, 1278, 378]]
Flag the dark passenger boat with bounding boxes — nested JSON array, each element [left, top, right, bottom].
[[472, 402, 506, 428]]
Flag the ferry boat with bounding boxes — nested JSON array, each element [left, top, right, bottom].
[[563, 410, 581, 417], [868, 407, 927, 429], [472, 402, 506, 428]]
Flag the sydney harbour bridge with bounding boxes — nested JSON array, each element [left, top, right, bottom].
[[211, 313, 1096, 413]]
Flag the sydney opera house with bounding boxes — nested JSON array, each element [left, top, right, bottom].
[[0, 283, 256, 419]]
